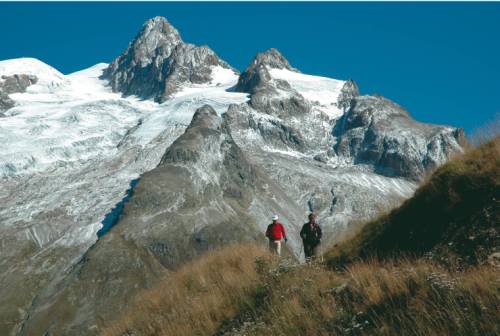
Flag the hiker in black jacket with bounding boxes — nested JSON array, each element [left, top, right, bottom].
[[300, 213, 322, 261]]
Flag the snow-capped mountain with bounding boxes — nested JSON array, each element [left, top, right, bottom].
[[0, 17, 464, 335], [104, 16, 236, 102]]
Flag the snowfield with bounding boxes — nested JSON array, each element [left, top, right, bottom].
[[0, 59, 248, 177]]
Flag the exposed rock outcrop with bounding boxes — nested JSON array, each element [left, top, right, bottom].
[[103, 16, 235, 102], [1, 74, 38, 94], [337, 79, 360, 112], [0, 91, 14, 114], [333, 95, 466, 180], [234, 48, 296, 94], [0, 74, 37, 113]]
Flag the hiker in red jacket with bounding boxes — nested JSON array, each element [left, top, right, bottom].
[[266, 215, 287, 256]]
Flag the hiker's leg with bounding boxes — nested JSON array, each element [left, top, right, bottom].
[[268, 239, 275, 254], [275, 241, 281, 256], [312, 244, 321, 261], [304, 244, 312, 261]]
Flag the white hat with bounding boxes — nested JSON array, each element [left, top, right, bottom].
[[272, 214, 279, 221]]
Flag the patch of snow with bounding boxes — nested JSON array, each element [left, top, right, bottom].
[[332, 171, 416, 198], [269, 68, 345, 118], [210, 66, 239, 87], [261, 146, 308, 159]]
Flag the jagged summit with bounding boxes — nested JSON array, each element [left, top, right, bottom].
[[234, 48, 297, 94], [250, 48, 297, 71], [103, 16, 235, 102], [125, 16, 182, 67]]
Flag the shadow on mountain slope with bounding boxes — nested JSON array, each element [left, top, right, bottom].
[[96, 178, 140, 238]]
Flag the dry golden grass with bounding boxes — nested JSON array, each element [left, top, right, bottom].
[[469, 113, 500, 147], [233, 258, 499, 336], [333, 260, 500, 336], [103, 243, 274, 336], [104, 244, 499, 336], [447, 134, 500, 182]]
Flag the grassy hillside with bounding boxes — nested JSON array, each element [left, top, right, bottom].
[[104, 245, 499, 336], [102, 244, 268, 336], [327, 136, 499, 267], [104, 137, 499, 336]]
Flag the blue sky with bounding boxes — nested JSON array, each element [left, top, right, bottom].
[[0, 2, 499, 134]]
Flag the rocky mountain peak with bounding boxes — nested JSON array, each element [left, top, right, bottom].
[[333, 95, 466, 180], [251, 48, 295, 71], [233, 48, 296, 94], [129, 16, 183, 68], [337, 79, 360, 112], [103, 17, 233, 102]]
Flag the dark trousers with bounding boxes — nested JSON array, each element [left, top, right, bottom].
[[304, 242, 320, 259]]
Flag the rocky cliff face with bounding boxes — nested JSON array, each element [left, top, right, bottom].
[[230, 48, 465, 181], [103, 16, 235, 102], [0, 17, 466, 336], [333, 95, 466, 180]]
